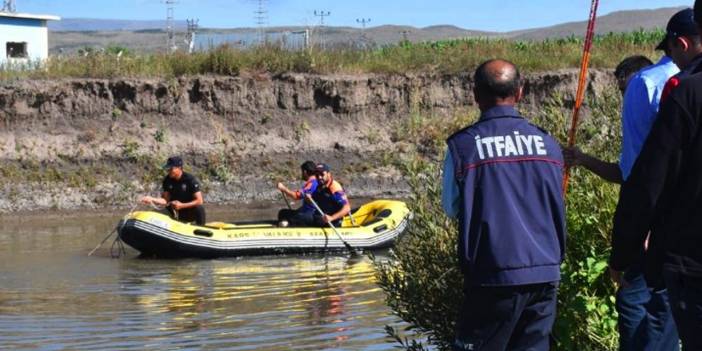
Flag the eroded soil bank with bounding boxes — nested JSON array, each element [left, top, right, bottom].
[[0, 69, 614, 212]]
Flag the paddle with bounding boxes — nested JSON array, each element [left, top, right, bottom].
[[305, 194, 359, 257], [280, 190, 292, 210]]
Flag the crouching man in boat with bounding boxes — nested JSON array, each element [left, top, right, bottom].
[[277, 161, 320, 227], [139, 156, 206, 226], [312, 163, 351, 227]]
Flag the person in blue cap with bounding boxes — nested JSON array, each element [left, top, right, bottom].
[[442, 59, 565, 351], [312, 163, 350, 227], [140, 156, 206, 225]]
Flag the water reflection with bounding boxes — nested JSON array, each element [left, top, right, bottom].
[[0, 206, 402, 350]]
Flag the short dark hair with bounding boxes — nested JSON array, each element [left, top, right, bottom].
[[300, 160, 317, 173], [614, 55, 653, 84], [473, 59, 521, 99], [695, 0, 702, 26]]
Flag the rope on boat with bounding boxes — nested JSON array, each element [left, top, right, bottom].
[[88, 201, 139, 257]]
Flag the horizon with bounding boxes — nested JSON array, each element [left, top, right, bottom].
[[14, 0, 691, 32]]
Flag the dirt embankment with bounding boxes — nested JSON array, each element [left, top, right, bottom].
[[0, 69, 614, 212]]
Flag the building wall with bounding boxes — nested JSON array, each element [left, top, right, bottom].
[[0, 17, 48, 66]]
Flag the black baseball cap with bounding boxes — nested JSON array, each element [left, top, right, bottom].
[[656, 8, 698, 51], [316, 163, 331, 172], [163, 156, 183, 169]]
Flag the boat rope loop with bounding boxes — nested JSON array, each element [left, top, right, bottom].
[[110, 233, 126, 258]]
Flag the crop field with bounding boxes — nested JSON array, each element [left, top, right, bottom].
[[0, 29, 665, 80]]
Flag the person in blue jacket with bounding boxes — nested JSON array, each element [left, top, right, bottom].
[[442, 59, 566, 351]]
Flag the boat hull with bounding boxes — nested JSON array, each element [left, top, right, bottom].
[[118, 200, 411, 258]]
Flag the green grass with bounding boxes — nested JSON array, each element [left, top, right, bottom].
[[0, 29, 665, 80]]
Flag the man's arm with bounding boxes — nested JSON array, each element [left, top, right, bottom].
[[323, 202, 351, 223], [170, 191, 203, 210], [140, 191, 169, 206], [562, 146, 623, 184], [441, 152, 461, 218], [609, 94, 692, 274], [277, 182, 299, 200]]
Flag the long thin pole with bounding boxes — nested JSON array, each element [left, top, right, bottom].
[[280, 190, 292, 210], [563, 0, 599, 194], [306, 194, 359, 256]]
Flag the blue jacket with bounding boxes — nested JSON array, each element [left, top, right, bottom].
[[445, 106, 566, 287]]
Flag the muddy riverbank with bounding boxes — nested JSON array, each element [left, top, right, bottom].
[[0, 69, 614, 212]]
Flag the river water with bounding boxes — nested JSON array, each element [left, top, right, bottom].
[[0, 203, 405, 350]]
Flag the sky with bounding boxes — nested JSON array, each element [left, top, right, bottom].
[[15, 0, 693, 32]]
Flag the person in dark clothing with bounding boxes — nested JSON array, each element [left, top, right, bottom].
[[609, 2, 702, 349], [442, 59, 565, 351], [277, 161, 321, 227], [140, 156, 206, 226], [563, 52, 680, 350]]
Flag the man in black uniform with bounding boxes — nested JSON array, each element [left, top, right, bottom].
[[140, 156, 206, 225], [609, 1, 702, 348]]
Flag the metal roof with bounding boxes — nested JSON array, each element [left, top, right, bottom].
[[0, 11, 60, 21]]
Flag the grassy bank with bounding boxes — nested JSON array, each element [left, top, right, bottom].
[[1, 30, 664, 80], [375, 89, 623, 350]]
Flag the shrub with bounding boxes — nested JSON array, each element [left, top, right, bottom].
[[376, 89, 623, 350]]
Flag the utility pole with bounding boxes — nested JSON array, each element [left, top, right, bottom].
[[2, 0, 16, 13], [400, 29, 411, 44], [163, 0, 178, 52], [314, 10, 330, 49], [356, 18, 371, 49], [185, 19, 198, 53], [314, 10, 331, 26], [356, 18, 370, 29], [254, 0, 267, 44]]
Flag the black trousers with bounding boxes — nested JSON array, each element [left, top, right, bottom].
[[453, 282, 558, 351], [664, 268, 702, 350], [167, 205, 206, 226]]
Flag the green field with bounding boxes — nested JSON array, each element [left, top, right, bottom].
[[1, 29, 665, 80]]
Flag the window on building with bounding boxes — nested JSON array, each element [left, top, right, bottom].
[[6, 42, 28, 58]]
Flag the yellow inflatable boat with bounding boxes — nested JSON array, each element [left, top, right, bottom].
[[118, 200, 411, 258]]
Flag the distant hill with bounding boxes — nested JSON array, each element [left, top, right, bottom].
[[49, 18, 187, 32], [510, 6, 684, 40], [48, 7, 684, 53]]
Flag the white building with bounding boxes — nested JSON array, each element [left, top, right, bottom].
[[0, 11, 60, 67]]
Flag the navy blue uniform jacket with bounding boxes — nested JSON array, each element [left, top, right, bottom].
[[446, 106, 566, 287]]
